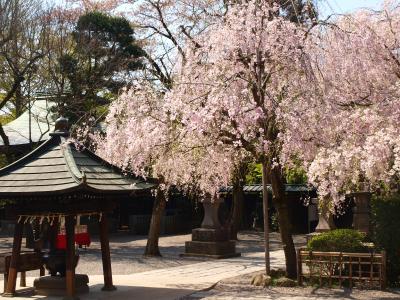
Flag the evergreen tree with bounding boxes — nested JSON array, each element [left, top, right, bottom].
[[59, 11, 144, 122]]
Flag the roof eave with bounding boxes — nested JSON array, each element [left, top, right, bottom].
[[0, 183, 154, 199]]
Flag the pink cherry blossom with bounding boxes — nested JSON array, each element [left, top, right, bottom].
[[288, 4, 400, 208]]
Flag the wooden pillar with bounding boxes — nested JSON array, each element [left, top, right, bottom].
[[64, 215, 79, 300], [3, 217, 24, 297], [99, 213, 116, 291], [262, 161, 270, 275], [297, 248, 303, 286]]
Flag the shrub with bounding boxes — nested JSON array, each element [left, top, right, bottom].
[[305, 229, 369, 287], [371, 193, 400, 286], [307, 229, 367, 253]]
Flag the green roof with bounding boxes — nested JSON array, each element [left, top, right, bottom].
[[0, 130, 156, 198], [221, 184, 315, 194]]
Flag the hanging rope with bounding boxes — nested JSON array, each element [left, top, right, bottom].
[[16, 212, 105, 224]]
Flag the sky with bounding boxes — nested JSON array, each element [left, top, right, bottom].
[[319, 0, 384, 18], [51, 0, 385, 12], [51, 0, 385, 17]]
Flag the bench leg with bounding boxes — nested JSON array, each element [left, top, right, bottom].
[[20, 272, 26, 287], [4, 273, 8, 294]]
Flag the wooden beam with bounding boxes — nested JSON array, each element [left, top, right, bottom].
[[10, 202, 116, 216], [11, 199, 115, 217], [64, 216, 79, 300], [3, 217, 24, 297], [99, 213, 116, 291]]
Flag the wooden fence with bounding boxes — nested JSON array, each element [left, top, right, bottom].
[[297, 248, 386, 289]]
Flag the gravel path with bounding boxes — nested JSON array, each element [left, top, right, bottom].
[[0, 233, 206, 276], [75, 233, 207, 275], [184, 269, 400, 299]]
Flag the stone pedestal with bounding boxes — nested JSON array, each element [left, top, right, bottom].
[[182, 200, 240, 259], [352, 192, 371, 235], [34, 274, 89, 296], [315, 213, 336, 232], [306, 198, 335, 243], [183, 228, 239, 259], [314, 198, 336, 233]]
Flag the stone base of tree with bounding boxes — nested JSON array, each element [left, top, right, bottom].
[[251, 274, 272, 287], [181, 228, 240, 259], [34, 274, 89, 296]]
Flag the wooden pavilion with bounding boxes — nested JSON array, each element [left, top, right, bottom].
[[0, 117, 155, 299]]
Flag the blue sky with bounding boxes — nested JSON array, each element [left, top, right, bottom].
[[320, 0, 384, 18]]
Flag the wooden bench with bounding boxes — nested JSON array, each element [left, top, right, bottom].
[[0, 251, 45, 293]]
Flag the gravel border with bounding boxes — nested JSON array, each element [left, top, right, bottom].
[[183, 270, 400, 300]]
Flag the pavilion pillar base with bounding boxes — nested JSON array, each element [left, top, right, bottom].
[[182, 228, 240, 259], [34, 274, 89, 297], [101, 285, 117, 291]]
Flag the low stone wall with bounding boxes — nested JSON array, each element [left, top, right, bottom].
[[79, 216, 118, 235], [0, 220, 16, 236], [129, 215, 188, 235], [128, 215, 151, 235]]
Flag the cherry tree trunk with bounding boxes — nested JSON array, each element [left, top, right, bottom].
[[270, 165, 297, 279], [229, 177, 244, 240], [0, 123, 13, 164], [144, 190, 166, 256], [15, 85, 23, 118]]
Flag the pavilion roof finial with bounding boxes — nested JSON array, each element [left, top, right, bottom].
[[50, 116, 69, 137]]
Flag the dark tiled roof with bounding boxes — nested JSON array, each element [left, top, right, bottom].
[[220, 184, 315, 194], [0, 133, 156, 197]]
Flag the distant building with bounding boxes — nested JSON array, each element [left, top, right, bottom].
[[220, 184, 318, 234], [0, 99, 56, 157]]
